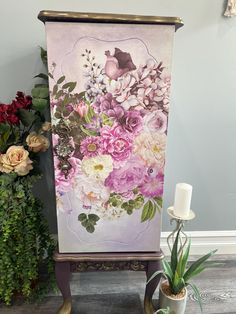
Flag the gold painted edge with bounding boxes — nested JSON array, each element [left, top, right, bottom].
[[53, 252, 165, 262], [38, 10, 183, 31]]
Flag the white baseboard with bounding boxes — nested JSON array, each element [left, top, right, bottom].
[[161, 230, 236, 255]]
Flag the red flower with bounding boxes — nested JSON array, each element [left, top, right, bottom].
[[7, 114, 19, 124], [11, 91, 32, 110]]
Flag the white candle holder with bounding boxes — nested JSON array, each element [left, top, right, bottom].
[[166, 206, 196, 255]]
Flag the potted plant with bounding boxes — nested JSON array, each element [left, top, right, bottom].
[[0, 49, 55, 304], [147, 230, 217, 314]]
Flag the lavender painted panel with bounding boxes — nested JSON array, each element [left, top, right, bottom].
[[45, 22, 175, 253]]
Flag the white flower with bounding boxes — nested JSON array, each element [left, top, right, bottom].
[[75, 174, 110, 208], [81, 154, 113, 181], [133, 131, 166, 168]]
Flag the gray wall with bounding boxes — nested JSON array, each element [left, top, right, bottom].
[[0, 1, 235, 232]]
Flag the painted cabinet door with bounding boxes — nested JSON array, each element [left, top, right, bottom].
[[45, 21, 175, 253]]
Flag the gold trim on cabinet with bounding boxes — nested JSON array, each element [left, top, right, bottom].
[[38, 10, 184, 31]]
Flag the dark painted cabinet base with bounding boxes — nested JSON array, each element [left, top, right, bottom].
[[54, 250, 164, 314]]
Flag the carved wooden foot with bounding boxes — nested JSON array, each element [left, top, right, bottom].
[[55, 261, 72, 314], [144, 259, 162, 314]]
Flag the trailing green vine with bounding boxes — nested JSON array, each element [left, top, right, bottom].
[[0, 173, 55, 304]]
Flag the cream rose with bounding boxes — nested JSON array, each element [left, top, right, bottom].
[[0, 146, 33, 176], [14, 159, 33, 176], [41, 121, 51, 132], [26, 132, 49, 153], [0, 154, 14, 173]]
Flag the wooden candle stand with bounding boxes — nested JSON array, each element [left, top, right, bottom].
[[54, 250, 164, 314]]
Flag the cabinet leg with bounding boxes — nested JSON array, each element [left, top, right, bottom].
[[55, 261, 72, 314], [144, 260, 162, 314]]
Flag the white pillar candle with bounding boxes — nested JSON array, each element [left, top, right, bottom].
[[173, 183, 192, 218]]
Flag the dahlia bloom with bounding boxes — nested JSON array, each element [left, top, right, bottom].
[[80, 136, 103, 157]]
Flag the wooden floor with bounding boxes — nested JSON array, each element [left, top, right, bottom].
[[0, 255, 236, 313]]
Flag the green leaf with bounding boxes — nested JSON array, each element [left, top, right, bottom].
[[40, 46, 47, 66], [154, 196, 163, 208], [180, 240, 191, 277], [88, 214, 100, 223], [146, 270, 164, 285], [86, 224, 95, 233], [55, 90, 64, 100], [187, 283, 204, 314], [18, 109, 35, 127], [0, 123, 11, 134], [62, 82, 77, 92], [184, 249, 217, 282], [141, 200, 155, 222], [78, 213, 87, 222], [52, 85, 58, 96], [171, 229, 181, 274], [31, 87, 49, 99], [162, 259, 174, 280], [80, 125, 97, 136], [32, 98, 48, 112], [34, 73, 48, 80], [57, 76, 66, 84]]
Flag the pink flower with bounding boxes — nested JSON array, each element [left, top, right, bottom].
[[143, 110, 167, 134], [54, 156, 80, 193], [100, 125, 133, 162], [140, 170, 164, 198], [104, 48, 136, 80], [105, 157, 146, 196], [80, 136, 103, 157], [74, 100, 88, 118]]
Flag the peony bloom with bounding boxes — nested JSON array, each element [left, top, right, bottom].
[[0, 146, 33, 176], [105, 157, 146, 197], [142, 110, 167, 134], [100, 125, 133, 162], [54, 156, 80, 193], [104, 48, 136, 80], [80, 136, 103, 158], [81, 154, 113, 182], [26, 132, 50, 153], [133, 132, 166, 168], [76, 173, 110, 208], [140, 170, 164, 198]]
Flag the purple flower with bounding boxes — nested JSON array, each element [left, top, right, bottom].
[[120, 110, 143, 135], [93, 93, 118, 114], [140, 170, 164, 198], [104, 48, 136, 80], [54, 156, 80, 193], [80, 136, 103, 157], [100, 125, 133, 162], [105, 157, 146, 196]]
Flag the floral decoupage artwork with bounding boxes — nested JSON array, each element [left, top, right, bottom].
[[45, 22, 175, 252]]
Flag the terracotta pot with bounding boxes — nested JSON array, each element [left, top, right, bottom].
[[159, 281, 187, 314]]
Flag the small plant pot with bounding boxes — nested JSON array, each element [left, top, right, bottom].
[[159, 280, 187, 314]]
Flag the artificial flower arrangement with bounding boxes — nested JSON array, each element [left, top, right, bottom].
[[0, 49, 55, 304], [50, 47, 170, 233]]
